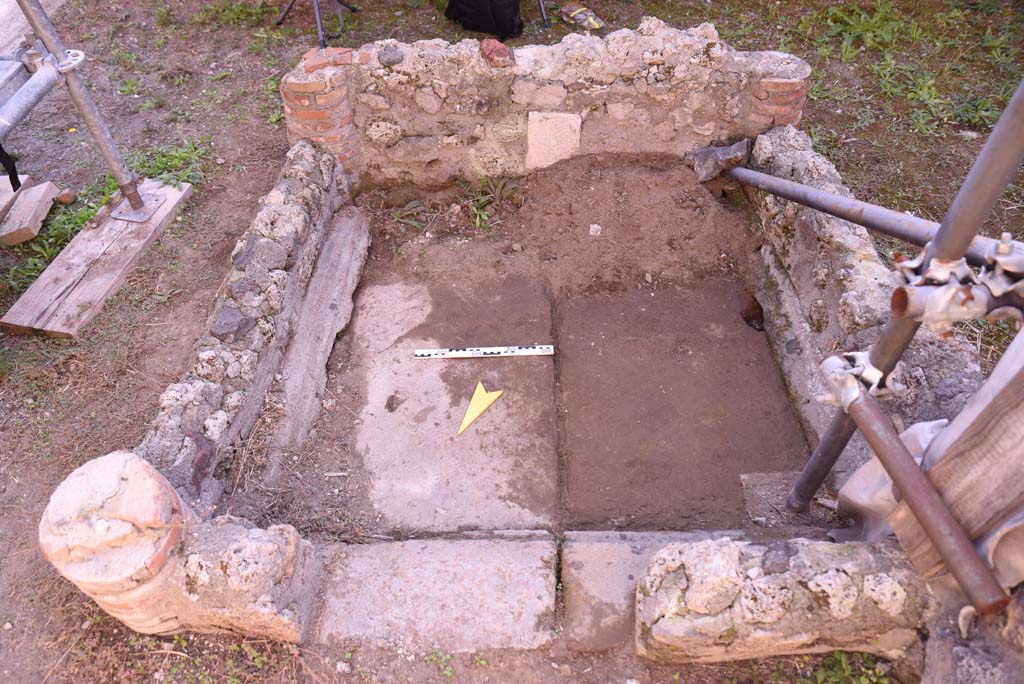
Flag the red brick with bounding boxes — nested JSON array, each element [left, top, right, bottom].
[[304, 54, 332, 72], [315, 86, 350, 106], [480, 38, 515, 68], [281, 89, 314, 107], [293, 108, 332, 122], [766, 86, 809, 106], [288, 119, 339, 135], [759, 76, 808, 93], [355, 51, 370, 65], [283, 74, 328, 94], [752, 100, 805, 118]]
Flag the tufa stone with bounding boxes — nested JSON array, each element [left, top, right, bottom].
[[378, 44, 404, 67]]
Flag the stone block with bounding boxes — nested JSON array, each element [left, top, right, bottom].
[[562, 531, 728, 651], [525, 111, 581, 171], [636, 537, 929, 663], [315, 535, 556, 651]]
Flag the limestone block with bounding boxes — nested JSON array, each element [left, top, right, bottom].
[[39, 452, 322, 642], [525, 111, 581, 171], [316, 535, 556, 651], [636, 537, 929, 663]]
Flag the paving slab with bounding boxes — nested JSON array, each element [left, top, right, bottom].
[[347, 276, 558, 532], [315, 534, 557, 652], [561, 530, 728, 651]]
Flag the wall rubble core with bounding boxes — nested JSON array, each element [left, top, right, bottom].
[[635, 537, 929, 663], [281, 17, 811, 186]]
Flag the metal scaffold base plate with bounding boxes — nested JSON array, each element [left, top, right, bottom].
[[110, 190, 165, 223]]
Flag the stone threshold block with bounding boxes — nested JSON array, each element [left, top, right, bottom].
[[636, 536, 929, 663], [562, 528, 829, 652], [315, 532, 557, 652], [39, 451, 322, 642]]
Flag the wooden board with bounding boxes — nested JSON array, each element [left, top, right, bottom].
[[0, 174, 34, 225], [0, 179, 192, 337], [0, 181, 59, 246], [889, 331, 1024, 577]]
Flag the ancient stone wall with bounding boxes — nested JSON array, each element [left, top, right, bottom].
[[746, 126, 984, 484], [135, 141, 344, 504], [281, 18, 811, 186]]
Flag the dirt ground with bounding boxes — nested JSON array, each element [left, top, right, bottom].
[[0, 0, 1019, 682]]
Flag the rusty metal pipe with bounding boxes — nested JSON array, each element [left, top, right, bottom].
[[725, 166, 995, 266], [846, 391, 1009, 615], [14, 0, 143, 210]]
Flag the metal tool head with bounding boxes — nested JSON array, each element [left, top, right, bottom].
[[686, 138, 751, 183]]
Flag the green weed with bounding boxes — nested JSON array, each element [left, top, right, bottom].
[[118, 78, 140, 96], [111, 45, 138, 69], [391, 200, 427, 230], [466, 176, 516, 230], [798, 651, 891, 684], [426, 650, 454, 679], [155, 6, 175, 27], [193, 0, 273, 27]]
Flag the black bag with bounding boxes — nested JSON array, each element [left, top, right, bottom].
[[445, 0, 524, 41], [0, 144, 19, 191]]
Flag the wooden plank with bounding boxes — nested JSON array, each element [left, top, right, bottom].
[[0, 181, 58, 246], [889, 330, 1024, 577], [0, 178, 192, 337], [0, 174, 34, 224]]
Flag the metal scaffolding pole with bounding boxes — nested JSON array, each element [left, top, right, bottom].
[[14, 0, 144, 210], [787, 77, 1024, 512]]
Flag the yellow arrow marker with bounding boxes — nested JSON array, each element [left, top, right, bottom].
[[458, 382, 504, 436]]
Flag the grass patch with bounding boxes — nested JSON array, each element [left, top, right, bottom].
[[3, 140, 210, 294], [193, 0, 274, 27]]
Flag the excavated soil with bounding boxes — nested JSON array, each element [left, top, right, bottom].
[[259, 154, 810, 537]]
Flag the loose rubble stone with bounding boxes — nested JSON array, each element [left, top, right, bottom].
[[636, 537, 928, 663], [377, 44, 403, 67], [480, 38, 515, 67]]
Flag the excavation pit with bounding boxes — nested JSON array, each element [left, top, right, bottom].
[[296, 155, 810, 535]]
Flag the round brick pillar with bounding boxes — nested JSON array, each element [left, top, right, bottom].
[[39, 451, 194, 633]]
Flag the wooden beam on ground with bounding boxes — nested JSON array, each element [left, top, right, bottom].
[[0, 181, 58, 246], [889, 330, 1024, 577], [0, 178, 192, 338], [0, 174, 34, 224]]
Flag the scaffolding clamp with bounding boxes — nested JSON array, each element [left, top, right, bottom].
[[818, 350, 904, 410]]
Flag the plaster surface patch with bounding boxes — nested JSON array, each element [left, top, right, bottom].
[[349, 280, 558, 532], [525, 111, 582, 171]]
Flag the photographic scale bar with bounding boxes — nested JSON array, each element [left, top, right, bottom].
[[414, 344, 555, 359]]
